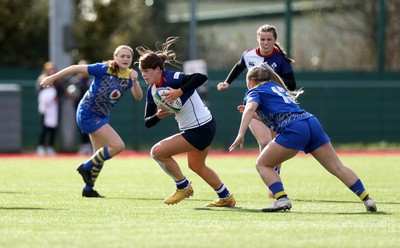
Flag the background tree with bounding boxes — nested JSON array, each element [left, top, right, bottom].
[[0, 0, 49, 67], [0, 0, 398, 71], [0, 0, 184, 68], [72, 0, 186, 64], [296, 0, 400, 71], [386, 0, 400, 71]]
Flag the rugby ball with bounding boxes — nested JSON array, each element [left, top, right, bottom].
[[153, 87, 182, 113]]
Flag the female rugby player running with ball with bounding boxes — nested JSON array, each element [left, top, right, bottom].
[[137, 37, 236, 207]]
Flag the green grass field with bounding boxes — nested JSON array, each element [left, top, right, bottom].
[[1, 152, 399, 248]]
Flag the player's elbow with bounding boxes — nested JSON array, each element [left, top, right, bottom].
[[134, 93, 143, 101], [192, 73, 208, 84], [144, 117, 157, 128], [199, 74, 208, 83], [132, 89, 143, 101]]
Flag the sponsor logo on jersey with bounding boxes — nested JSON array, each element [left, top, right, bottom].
[[109, 89, 121, 103], [121, 79, 129, 87]]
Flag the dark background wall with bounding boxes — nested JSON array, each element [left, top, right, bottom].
[[1, 68, 399, 152]]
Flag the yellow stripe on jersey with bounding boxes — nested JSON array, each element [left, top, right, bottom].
[[106, 66, 131, 79]]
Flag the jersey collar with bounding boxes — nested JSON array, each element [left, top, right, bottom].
[[256, 47, 277, 58]]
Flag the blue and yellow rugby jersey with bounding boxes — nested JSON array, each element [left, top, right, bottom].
[[244, 82, 312, 133], [80, 63, 133, 117]]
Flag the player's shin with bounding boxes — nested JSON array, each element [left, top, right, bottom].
[[150, 147, 179, 181]]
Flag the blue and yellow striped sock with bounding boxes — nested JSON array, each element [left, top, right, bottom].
[[349, 178, 369, 201], [82, 147, 111, 171], [91, 163, 104, 184], [82, 147, 110, 190], [269, 181, 288, 200]]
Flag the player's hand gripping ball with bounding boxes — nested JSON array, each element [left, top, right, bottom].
[[153, 87, 182, 114]]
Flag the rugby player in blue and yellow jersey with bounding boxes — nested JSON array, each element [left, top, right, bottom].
[[229, 63, 377, 213], [40, 45, 143, 197]]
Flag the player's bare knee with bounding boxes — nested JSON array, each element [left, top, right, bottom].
[[111, 141, 125, 155], [255, 163, 263, 173], [188, 163, 203, 173], [255, 161, 273, 173], [150, 144, 162, 159], [150, 146, 156, 159]]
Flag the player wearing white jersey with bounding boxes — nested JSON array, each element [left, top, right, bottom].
[[138, 37, 236, 207], [218, 24, 297, 198], [147, 71, 212, 131]]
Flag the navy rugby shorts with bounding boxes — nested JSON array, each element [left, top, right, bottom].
[[181, 118, 216, 151], [274, 116, 330, 153]]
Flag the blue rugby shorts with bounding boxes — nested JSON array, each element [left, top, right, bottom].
[[274, 116, 330, 153], [76, 108, 110, 134]]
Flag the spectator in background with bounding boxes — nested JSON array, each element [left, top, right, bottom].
[[36, 61, 59, 156], [65, 60, 93, 155]]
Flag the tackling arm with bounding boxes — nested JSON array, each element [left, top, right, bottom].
[[229, 102, 259, 151]]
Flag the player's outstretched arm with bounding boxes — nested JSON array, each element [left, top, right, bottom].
[[229, 102, 258, 151], [40, 65, 88, 88], [217, 82, 230, 91]]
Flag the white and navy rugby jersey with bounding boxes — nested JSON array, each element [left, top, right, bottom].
[[146, 70, 212, 131], [79, 63, 133, 117], [239, 47, 293, 76]]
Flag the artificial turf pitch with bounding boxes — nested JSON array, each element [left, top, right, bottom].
[[1, 151, 399, 248]]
